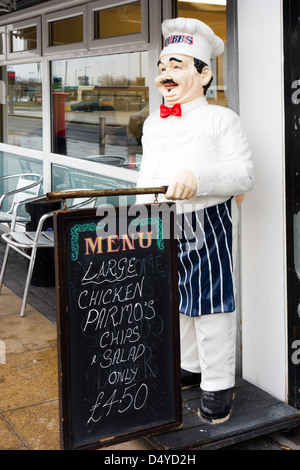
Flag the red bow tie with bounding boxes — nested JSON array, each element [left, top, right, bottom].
[[160, 103, 182, 118]]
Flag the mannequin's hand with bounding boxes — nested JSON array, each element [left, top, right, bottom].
[[235, 194, 245, 207], [166, 169, 197, 200]]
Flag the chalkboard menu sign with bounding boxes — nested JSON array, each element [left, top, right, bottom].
[[54, 203, 182, 450]]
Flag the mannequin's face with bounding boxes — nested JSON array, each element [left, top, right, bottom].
[[155, 54, 212, 105]]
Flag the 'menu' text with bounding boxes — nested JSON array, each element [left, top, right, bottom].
[[84, 232, 153, 255]]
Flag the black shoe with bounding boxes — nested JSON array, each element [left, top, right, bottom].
[[181, 369, 201, 387], [199, 388, 233, 423]]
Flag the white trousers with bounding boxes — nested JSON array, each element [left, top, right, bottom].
[[180, 311, 237, 391], [179, 198, 239, 392]]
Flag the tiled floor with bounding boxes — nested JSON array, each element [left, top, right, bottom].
[[0, 285, 59, 450], [0, 285, 150, 450]]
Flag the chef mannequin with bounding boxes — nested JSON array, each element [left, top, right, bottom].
[[136, 18, 254, 423]]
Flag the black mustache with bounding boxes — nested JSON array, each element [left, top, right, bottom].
[[161, 79, 177, 85]]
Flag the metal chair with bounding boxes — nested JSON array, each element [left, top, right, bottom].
[[0, 193, 97, 317], [0, 173, 43, 228]]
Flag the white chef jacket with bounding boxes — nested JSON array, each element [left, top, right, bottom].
[[136, 96, 254, 211]]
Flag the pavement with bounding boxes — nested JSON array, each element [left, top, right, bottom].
[[1, 240, 300, 451]]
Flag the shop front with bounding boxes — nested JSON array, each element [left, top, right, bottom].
[[0, 0, 300, 449]]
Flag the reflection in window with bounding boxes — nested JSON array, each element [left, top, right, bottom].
[[5, 63, 42, 151], [94, 1, 141, 39], [0, 152, 43, 184], [10, 26, 37, 52], [176, 0, 227, 107], [52, 164, 135, 205], [51, 52, 149, 170], [49, 16, 83, 46], [0, 32, 4, 54]]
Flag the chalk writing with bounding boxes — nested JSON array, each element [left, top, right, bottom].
[[68, 214, 170, 430], [80, 253, 159, 424], [55, 205, 181, 449]]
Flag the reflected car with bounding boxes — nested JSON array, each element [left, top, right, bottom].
[[71, 101, 100, 112], [71, 101, 115, 112]]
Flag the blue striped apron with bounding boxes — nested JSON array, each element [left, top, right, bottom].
[[177, 198, 235, 316]]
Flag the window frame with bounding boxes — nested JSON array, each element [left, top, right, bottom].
[[87, 0, 149, 51], [0, 25, 6, 60], [6, 16, 42, 60], [0, 0, 164, 194], [43, 5, 88, 56]]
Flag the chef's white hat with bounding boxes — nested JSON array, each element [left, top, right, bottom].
[[160, 17, 224, 65]]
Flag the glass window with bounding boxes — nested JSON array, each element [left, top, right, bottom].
[[176, 0, 227, 107], [94, 1, 141, 39], [51, 51, 149, 170], [0, 152, 43, 178], [52, 164, 136, 206], [49, 16, 83, 46], [0, 153, 43, 214], [10, 26, 37, 52], [0, 32, 4, 55], [5, 63, 43, 151]]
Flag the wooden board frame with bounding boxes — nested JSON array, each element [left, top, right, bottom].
[[54, 203, 182, 450]]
